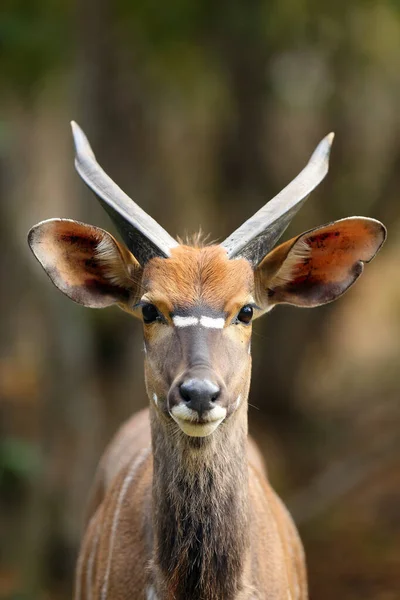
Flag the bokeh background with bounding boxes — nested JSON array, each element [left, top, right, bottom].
[[1, 1, 400, 598]]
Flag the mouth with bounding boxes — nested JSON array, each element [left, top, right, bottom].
[[170, 404, 227, 438]]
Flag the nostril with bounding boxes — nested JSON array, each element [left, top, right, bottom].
[[179, 378, 221, 408], [210, 390, 220, 402], [179, 382, 192, 403]]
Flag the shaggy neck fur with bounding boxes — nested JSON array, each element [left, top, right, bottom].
[[151, 406, 250, 600]]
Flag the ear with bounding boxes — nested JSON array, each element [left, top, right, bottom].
[[28, 219, 142, 309], [254, 217, 386, 312]]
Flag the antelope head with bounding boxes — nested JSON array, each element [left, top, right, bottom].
[[28, 124, 386, 438]]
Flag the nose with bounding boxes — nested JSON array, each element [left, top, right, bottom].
[[179, 378, 221, 416]]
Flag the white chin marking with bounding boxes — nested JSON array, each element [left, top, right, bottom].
[[173, 418, 225, 437], [170, 404, 227, 437]]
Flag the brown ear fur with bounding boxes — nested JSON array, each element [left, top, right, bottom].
[[28, 219, 142, 308], [255, 217, 386, 310]]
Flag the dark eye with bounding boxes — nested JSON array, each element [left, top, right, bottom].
[[142, 303, 160, 324], [237, 305, 253, 325]]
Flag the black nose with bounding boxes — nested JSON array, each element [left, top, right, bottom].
[[179, 378, 221, 415]]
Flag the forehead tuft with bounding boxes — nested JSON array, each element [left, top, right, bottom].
[[143, 245, 253, 310]]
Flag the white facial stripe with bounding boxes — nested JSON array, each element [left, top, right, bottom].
[[199, 316, 225, 329], [172, 315, 225, 329], [153, 393, 158, 406], [173, 316, 199, 327]]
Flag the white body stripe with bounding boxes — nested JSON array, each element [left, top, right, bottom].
[[101, 448, 150, 600], [75, 513, 99, 600], [86, 522, 100, 600], [146, 586, 158, 600], [173, 315, 225, 329]]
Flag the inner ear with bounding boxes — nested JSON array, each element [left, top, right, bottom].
[[255, 217, 386, 310], [28, 218, 142, 308]]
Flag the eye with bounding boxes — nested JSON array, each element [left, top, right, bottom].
[[236, 305, 253, 325], [142, 303, 161, 324]]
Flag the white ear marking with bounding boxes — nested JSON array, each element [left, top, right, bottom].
[[272, 238, 311, 289], [173, 316, 199, 327], [95, 234, 131, 286], [95, 235, 116, 260], [199, 316, 225, 329]]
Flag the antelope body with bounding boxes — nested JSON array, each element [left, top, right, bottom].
[[28, 124, 386, 599]]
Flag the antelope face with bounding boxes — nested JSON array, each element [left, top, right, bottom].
[[28, 124, 386, 441], [140, 245, 254, 437]]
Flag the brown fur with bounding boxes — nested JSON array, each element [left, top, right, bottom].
[[74, 245, 306, 600], [256, 218, 386, 311], [143, 245, 254, 312], [28, 219, 142, 308], [78, 407, 305, 600], [28, 216, 385, 600]]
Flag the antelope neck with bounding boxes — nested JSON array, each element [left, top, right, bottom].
[[150, 406, 250, 600]]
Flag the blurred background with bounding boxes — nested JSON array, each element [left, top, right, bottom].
[[1, 0, 400, 598]]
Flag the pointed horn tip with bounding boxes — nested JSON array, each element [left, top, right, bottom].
[[325, 131, 335, 147], [310, 131, 335, 167], [321, 131, 335, 160], [70, 121, 95, 159], [320, 131, 335, 150], [70, 120, 80, 137]]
